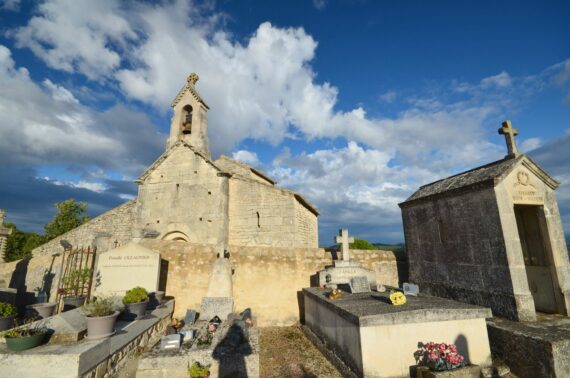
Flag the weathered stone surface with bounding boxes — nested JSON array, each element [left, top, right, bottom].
[[0, 300, 174, 378], [400, 150, 570, 321], [304, 288, 492, 378], [487, 315, 570, 378], [137, 318, 260, 378], [93, 242, 160, 296]]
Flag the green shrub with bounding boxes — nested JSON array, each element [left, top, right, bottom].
[[349, 238, 378, 250], [189, 361, 210, 378], [0, 302, 17, 317], [83, 296, 118, 317], [123, 287, 149, 304], [62, 268, 92, 296]]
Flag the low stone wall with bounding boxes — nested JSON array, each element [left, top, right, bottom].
[[0, 240, 402, 327], [140, 241, 401, 326], [32, 200, 136, 258], [83, 309, 171, 378], [0, 254, 63, 314]]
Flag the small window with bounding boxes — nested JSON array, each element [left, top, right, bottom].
[[437, 219, 446, 243], [256, 212, 260, 228]]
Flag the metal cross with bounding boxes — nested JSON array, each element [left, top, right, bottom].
[[335, 228, 354, 262], [498, 120, 519, 158]]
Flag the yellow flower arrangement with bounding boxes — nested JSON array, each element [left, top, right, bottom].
[[389, 290, 407, 306]]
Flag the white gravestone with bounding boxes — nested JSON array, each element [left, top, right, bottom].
[[94, 242, 160, 296]]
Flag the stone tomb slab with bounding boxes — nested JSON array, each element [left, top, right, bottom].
[[94, 241, 160, 296], [303, 287, 492, 378], [487, 314, 570, 378]]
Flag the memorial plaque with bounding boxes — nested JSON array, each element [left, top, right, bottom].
[[350, 276, 371, 294], [94, 242, 160, 296], [403, 282, 419, 296], [184, 309, 197, 325], [160, 334, 182, 350]]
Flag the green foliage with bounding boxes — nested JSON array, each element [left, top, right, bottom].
[[0, 302, 17, 317], [62, 268, 92, 296], [123, 287, 149, 304], [44, 199, 89, 241], [83, 296, 118, 317], [189, 361, 211, 378], [1, 319, 47, 338], [3, 223, 44, 262], [349, 238, 378, 250]]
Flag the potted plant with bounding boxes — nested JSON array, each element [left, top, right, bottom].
[[414, 342, 480, 377], [122, 287, 149, 320], [189, 361, 210, 378], [26, 302, 57, 319], [0, 302, 17, 331], [2, 320, 48, 351], [83, 296, 120, 339], [61, 268, 92, 311]]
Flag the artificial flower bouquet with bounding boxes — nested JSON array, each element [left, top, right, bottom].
[[414, 341, 465, 371], [389, 290, 407, 305]]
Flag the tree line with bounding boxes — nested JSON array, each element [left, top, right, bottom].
[[3, 199, 90, 262]]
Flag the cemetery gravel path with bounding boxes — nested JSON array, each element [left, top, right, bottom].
[[259, 325, 343, 378]]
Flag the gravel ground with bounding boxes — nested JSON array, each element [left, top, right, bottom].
[[259, 325, 343, 378]]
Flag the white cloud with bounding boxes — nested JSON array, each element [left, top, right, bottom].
[[0, 0, 20, 11], [378, 90, 398, 103], [480, 71, 512, 88], [313, 0, 327, 10], [520, 137, 541, 152], [13, 0, 136, 79], [232, 150, 260, 166], [42, 79, 79, 104], [0, 44, 164, 175]]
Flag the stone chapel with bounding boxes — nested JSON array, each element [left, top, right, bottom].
[[400, 121, 570, 321], [32, 73, 319, 257]]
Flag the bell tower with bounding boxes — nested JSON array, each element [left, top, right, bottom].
[[167, 73, 210, 158]]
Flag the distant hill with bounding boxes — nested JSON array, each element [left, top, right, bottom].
[[373, 243, 405, 253]]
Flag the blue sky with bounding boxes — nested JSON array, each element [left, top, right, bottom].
[[0, 0, 569, 244]]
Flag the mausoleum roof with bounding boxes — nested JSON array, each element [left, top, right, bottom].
[[400, 154, 559, 206]]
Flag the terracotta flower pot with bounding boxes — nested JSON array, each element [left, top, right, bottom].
[[0, 314, 15, 331], [27, 303, 57, 319], [123, 300, 149, 320], [5, 332, 46, 351], [86, 311, 119, 340], [63, 296, 86, 312]]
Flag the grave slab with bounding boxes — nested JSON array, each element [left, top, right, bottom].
[[0, 300, 174, 377], [487, 314, 570, 377], [93, 241, 160, 296], [303, 287, 492, 378]]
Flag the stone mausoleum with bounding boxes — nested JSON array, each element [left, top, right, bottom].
[[33, 73, 319, 256], [400, 120, 570, 322]]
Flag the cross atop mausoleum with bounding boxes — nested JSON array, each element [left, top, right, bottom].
[[335, 228, 354, 262], [498, 120, 519, 158]]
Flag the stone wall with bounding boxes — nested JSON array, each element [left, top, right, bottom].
[[32, 200, 136, 258], [0, 253, 63, 314], [228, 178, 298, 248], [401, 187, 519, 319], [294, 199, 319, 248], [134, 145, 229, 248], [83, 308, 172, 378], [140, 240, 399, 326]]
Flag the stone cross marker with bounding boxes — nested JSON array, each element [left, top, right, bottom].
[[335, 228, 354, 262], [498, 120, 519, 158]]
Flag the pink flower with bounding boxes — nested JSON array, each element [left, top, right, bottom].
[[207, 324, 216, 333], [448, 344, 457, 353], [438, 343, 447, 353], [426, 342, 436, 351], [427, 352, 438, 362]]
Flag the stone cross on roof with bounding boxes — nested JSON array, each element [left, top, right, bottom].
[[187, 72, 199, 86], [498, 120, 519, 159], [335, 228, 354, 262]]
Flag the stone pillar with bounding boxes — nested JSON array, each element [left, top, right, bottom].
[[200, 253, 234, 320], [0, 210, 12, 260]]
